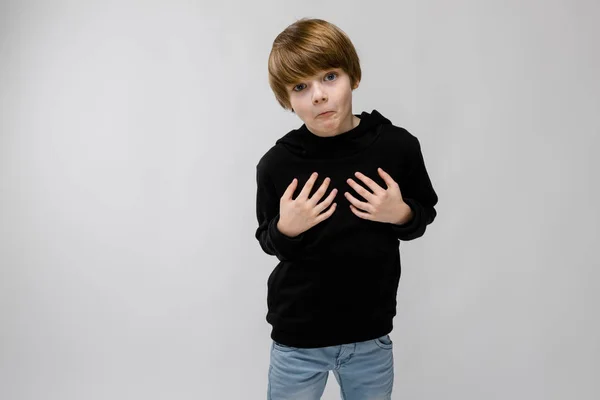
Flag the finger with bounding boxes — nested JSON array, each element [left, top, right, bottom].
[[282, 178, 298, 200], [350, 204, 372, 220], [377, 168, 398, 189], [354, 171, 385, 195], [315, 187, 338, 214], [344, 192, 374, 213], [315, 202, 337, 224], [298, 172, 319, 199], [346, 178, 376, 202], [309, 177, 331, 205]]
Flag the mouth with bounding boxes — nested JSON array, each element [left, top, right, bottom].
[[317, 111, 334, 117]]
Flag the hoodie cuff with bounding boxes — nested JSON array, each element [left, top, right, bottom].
[[390, 198, 422, 237], [268, 214, 305, 259]]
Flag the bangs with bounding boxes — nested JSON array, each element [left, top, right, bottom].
[[269, 42, 344, 86]]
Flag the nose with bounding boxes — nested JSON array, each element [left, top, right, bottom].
[[312, 84, 328, 105]]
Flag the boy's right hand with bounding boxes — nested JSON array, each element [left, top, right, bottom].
[[277, 172, 338, 238]]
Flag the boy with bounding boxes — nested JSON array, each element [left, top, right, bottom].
[[255, 18, 438, 400]]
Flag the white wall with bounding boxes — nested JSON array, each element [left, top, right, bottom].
[[1, 0, 598, 399]]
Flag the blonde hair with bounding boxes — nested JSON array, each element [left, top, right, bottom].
[[268, 18, 362, 112]]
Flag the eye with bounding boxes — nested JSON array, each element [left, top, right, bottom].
[[291, 72, 337, 92], [293, 83, 306, 92]]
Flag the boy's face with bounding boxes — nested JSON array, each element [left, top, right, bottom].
[[288, 68, 359, 137]]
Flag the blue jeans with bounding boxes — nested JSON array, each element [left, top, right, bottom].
[[268, 334, 394, 400]]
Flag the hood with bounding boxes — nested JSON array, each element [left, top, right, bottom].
[[276, 109, 392, 159]]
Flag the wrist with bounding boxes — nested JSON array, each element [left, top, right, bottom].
[[393, 202, 413, 225], [277, 219, 298, 238]]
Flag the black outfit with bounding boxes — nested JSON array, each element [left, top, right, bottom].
[[255, 110, 438, 348]]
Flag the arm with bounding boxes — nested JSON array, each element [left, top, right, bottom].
[[391, 134, 438, 241], [255, 164, 306, 261]]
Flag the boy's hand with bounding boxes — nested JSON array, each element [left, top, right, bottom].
[[345, 168, 412, 225], [277, 172, 338, 238]]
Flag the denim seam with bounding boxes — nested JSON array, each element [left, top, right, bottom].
[[334, 369, 348, 399], [267, 364, 272, 400]]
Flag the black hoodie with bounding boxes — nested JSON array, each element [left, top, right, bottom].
[[255, 110, 438, 348]]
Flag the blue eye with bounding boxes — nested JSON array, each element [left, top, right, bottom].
[[292, 72, 337, 92]]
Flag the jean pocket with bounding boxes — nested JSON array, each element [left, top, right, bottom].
[[273, 340, 299, 352], [374, 334, 393, 349]]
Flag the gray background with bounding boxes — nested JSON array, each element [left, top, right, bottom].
[[1, 0, 598, 399]]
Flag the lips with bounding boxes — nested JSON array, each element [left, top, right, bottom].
[[318, 111, 334, 117]]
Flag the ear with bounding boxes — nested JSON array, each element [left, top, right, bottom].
[[352, 80, 360, 90]]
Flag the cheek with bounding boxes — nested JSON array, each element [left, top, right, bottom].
[[290, 96, 304, 109], [340, 89, 352, 103], [292, 102, 311, 117]]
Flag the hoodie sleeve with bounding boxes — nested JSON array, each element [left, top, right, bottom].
[[255, 163, 306, 261], [391, 134, 438, 241]]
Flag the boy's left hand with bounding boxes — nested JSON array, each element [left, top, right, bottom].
[[345, 168, 412, 225]]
